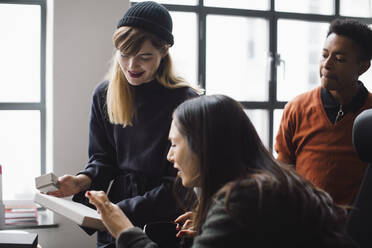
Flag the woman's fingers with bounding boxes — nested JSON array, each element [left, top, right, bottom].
[[47, 190, 62, 197], [174, 211, 196, 239], [86, 191, 110, 213], [174, 211, 194, 223], [174, 211, 195, 237], [183, 219, 193, 229], [47, 175, 80, 198], [176, 229, 197, 238], [85, 190, 134, 238], [46, 175, 70, 197]]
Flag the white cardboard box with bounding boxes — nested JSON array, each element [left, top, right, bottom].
[[34, 192, 106, 231]]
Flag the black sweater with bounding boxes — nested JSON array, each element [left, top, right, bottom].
[[73, 80, 198, 247]]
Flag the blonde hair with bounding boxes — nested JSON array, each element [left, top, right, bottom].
[[106, 27, 202, 126]]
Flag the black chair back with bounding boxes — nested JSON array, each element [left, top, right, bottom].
[[347, 109, 372, 248]]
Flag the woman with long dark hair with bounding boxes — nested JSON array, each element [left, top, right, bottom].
[[87, 95, 356, 248]]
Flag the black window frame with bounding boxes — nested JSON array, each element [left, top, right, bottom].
[[0, 0, 47, 177]]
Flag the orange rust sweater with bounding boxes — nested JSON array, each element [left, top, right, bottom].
[[275, 86, 372, 205]]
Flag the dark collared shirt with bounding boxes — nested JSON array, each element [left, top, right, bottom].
[[321, 81, 368, 124]]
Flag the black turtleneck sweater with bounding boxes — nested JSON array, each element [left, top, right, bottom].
[[73, 80, 198, 247]]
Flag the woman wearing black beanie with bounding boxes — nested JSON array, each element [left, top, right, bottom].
[[48, 2, 201, 247]]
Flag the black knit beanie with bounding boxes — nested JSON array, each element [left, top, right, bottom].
[[117, 1, 174, 46]]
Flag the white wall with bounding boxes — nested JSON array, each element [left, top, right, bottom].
[[27, 1, 129, 247]]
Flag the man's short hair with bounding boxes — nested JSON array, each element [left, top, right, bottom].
[[327, 18, 372, 61]]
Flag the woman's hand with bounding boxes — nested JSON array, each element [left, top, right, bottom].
[[85, 190, 134, 238], [174, 211, 197, 238], [47, 174, 91, 198]]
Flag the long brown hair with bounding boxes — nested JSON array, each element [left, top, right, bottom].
[[219, 167, 353, 247], [173, 95, 284, 233], [106, 26, 201, 126]]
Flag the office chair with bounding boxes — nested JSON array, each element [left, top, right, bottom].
[[347, 109, 372, 248]]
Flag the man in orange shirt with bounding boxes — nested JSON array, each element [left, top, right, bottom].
[[275, 18, 372, 205]]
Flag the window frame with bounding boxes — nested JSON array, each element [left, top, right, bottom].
[[133, 0, 372, 150], [0, 0, 47, 178]]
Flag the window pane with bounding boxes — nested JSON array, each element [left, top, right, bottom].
[[132, 0, 197, 5], [340, 0, 372, 17], [206, 15, 269, 101], [244, 109, 269, 148], [0, 111, 40, 200], [275, 0, 334, 15], [360, 66, 372, 91], [170, 12, 198, 86], [273, 109, 284, 157], [204, 0, 269, 10], [360, 25, 372, 91], [277, 20, 328, 101], [0, 4, 41, 102]]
